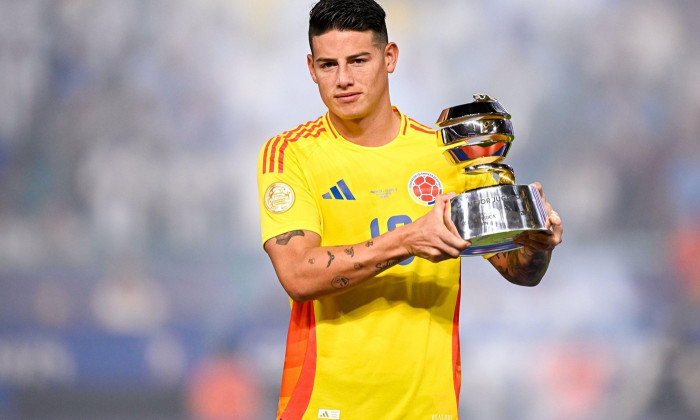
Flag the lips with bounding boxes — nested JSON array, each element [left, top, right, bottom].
[[335, 92, 361, 103]]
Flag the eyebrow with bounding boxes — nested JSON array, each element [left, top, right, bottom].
[[315, 51, 372, 63]]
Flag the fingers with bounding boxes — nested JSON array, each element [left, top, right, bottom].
[[517, 183, 563, 252], [548, 210, 563, 244], [514, 231, 556, 251], [531, 182, 558, 229], [438, 193, 470, 251], [514, 209, 563, 251], [409, 192, 470, 261], [441, 193, 463, 239], [549, 209, 561, 224]]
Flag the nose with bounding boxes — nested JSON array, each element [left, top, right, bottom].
[[336, 63, 353, 88]]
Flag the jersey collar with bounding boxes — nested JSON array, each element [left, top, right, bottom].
[[322, 107, 408, 142]]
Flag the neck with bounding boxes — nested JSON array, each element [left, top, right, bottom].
[[329, 103, 401, 147]]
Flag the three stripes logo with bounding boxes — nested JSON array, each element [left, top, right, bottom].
[[322, 180, 355, 200], [318, 409, 340, 419]]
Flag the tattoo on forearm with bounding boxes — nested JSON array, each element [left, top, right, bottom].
[[326, 251, 335, 268], [354, 263, 364, 270], [275, 230, 304, 245], [345, 247, 355, 257], [493, 248, 550, 285], [375, 259, 398, 272], [365, 240, 374, 247], [331, 276, 349, 289], [308, 258, 315, 265]]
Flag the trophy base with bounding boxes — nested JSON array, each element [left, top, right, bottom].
[[450, 184, 549, 256]]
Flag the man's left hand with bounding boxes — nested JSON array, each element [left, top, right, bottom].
[[512, 182, 563, 252]]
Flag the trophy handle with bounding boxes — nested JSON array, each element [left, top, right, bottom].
[[464, 163, 515, 185]]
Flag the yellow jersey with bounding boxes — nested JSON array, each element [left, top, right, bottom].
[[257, 108, 493, 420]]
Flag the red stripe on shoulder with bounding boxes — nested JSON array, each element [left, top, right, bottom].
[[324, 114, 337, 138], [262, 137, 274, 174], [408, 118, 435, 134], [266, 136, 284, 174], [276, 118, 325, 173], [265, 117, 326, 174]]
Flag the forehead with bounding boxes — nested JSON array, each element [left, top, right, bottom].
[[311, 30, 380, 57]]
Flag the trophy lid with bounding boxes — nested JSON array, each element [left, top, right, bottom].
[[436, 94, 511, 127]]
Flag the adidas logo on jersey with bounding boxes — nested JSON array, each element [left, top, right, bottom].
[[318, 409, 340, 419], [322, 179, 355, 200]]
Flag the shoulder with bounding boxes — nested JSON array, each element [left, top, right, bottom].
[[394, 108, 436, 143], [403, 115, 436, 136], [258, 114, 333, 174], [261, 115, 330, 153]]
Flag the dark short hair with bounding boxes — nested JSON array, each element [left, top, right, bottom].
[[308, 0, 388, 53]]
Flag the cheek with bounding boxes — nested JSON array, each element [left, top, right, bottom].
[[315, 74, 335, 92], [363, 70, 386, 93], [314, 80, 334, 106], [362, 65, 384, 81]]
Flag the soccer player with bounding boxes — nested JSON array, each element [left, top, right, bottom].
[[257, 0, 563, 418]]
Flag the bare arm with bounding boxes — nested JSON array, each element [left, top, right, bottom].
[[488, 182, 563, 286], [488, 246, 552, 286], [264, 193, 469, 302]]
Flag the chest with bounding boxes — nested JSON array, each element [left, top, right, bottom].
[[305, 140, 461, 245]]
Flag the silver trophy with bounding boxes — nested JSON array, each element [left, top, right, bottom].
[[436, 94, 548, 256]]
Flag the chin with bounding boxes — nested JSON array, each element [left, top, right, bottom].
[[330, 105, 368, 120]]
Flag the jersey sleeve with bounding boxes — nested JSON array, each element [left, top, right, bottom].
[[257, 137, 322, 248]]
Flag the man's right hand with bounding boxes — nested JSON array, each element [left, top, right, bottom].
[[399, 192, 470, 262]]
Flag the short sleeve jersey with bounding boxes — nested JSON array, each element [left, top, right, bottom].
[[257, 108, 494, 420]]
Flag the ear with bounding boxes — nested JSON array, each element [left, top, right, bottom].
[[307, 54, 318, 84], [384, 42, 399, 74]]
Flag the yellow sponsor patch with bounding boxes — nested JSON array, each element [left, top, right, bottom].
[[264, 182, 295, 213]]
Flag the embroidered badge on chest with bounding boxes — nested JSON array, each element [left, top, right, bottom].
[[408, 171, 443, 206]]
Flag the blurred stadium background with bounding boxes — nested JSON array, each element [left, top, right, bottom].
[[1, 0, 699, 419]]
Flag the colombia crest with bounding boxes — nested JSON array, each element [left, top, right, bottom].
[[408, 172, 443, 206]]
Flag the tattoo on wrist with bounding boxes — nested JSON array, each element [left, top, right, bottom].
[[365, 240, 374, 247], [331, 276, 349, 289], [345, 247, 355, 258], [308, 258, 315, 265], [275, 230, 304, 245], [375, 259, 398, 272], [354, 263, 364, 270], [326, 251, 335, 268]]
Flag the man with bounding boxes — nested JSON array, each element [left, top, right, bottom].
[[257, 0, 563, 418]]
